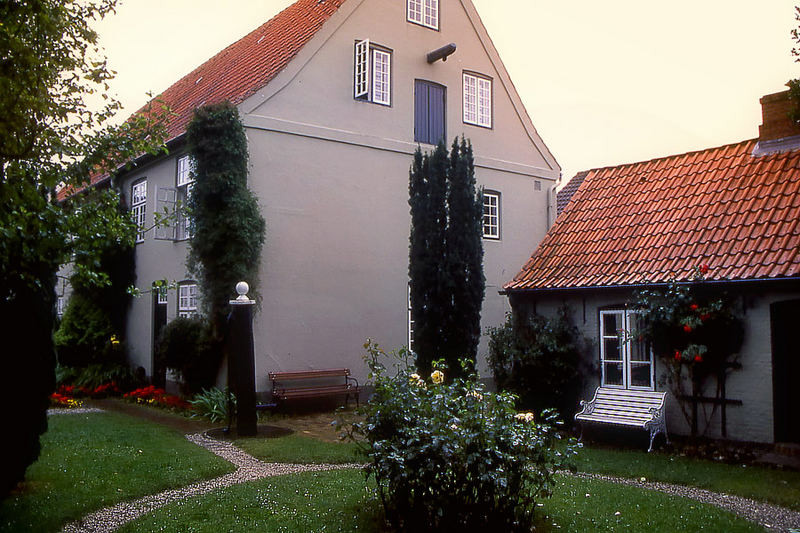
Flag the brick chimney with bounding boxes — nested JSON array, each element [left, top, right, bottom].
[[758, 90, 800, 142]]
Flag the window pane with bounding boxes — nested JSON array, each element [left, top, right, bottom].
[[463, 74, 477, 124], [602, 313, 620, 337], [630, 363, 652, 388], [604, 362, 623, 386], [603, 338, 621, 361], [407, 0, 422, 23], [630, 335, 650, 362]]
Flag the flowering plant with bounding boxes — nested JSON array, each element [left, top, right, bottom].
[[345, 341, 577, 531], [124, 385, 192, 411], [631, 265, 744, 435]]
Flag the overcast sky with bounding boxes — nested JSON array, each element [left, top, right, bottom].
[[94, 0, 798, 182]]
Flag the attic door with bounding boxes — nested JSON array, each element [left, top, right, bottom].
[[414, 80, 445, 145]]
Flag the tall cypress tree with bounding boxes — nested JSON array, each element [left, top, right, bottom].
[[409, 138, 484, 377], [443, 138, 485, 372]]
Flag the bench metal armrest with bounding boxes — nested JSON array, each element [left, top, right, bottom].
[[346, 375, 360, 390]]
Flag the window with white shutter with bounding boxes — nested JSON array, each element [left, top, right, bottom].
[[354, 40, 391, 106], [131, 179, 147, 243]]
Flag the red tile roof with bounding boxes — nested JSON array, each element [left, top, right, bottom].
[[506, 139, 800, 291], [59, 0, 345, 200], [555, 170, 588, 218], [147, 0, 346, 143]]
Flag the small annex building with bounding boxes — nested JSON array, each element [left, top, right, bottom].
[[505, 90, 800, 444], [58, 0, 561, 390]]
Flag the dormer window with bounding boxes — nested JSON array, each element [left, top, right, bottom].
[[354, 40, 392, 106], [408, 0, 439, 30]]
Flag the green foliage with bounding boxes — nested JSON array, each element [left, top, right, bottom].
[[631, 266, 744, 435], [347, 341, 576, 532], [408, 138, 484, 377], [0, 0, 168, 498], [488, 306, 590, 421], [156, 317, 220, 396], [186, 102, 266, 336], [55, 362, 139, 391], [189, 387, 236, 423], [54, 293, 120, 368]]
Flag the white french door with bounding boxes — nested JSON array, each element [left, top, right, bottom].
[[599, 310, 654, 390]]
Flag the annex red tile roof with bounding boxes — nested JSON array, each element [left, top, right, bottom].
[[506, 139, 800, 291], [58, 0, 345, 200], [556, 170, 588, 217]]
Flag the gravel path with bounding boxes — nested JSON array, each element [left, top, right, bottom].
[[572, 471, 800, 532], [60, 432, 363, 533], [48, 407, 105, 415]]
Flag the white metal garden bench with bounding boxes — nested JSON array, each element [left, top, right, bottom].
[[575, 387, 670, 452]]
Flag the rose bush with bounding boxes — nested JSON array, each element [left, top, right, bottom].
[[346, 341, 577, 532]]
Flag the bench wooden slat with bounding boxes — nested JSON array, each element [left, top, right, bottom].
[[269, 368, 350, 380], [269, 368, 361, 406], [575, 386, 669, 452]]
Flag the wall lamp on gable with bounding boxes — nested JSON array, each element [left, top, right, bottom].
[[426, 43, 457, 64]]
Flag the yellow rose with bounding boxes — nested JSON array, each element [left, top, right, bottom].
[[431, 370, 444, 384]]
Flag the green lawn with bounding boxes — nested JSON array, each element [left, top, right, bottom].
[[0, 411, 234, 533], [573, 443, 800, 511], [118, 469, 763, 533], [234, 433, 364, 464]]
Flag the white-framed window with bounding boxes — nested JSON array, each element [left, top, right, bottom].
[[177, 154, 194, 187], [599, 309, 654, 390], [407, 284, 415, 353], [178, 283, 198, 318], [156, 286, 168, 305], [407, 0, 438, 30], [176, 155, 194, 241], [131, 179, 147, 243], [463, 72, 492, 128], [482, 190, 500, 239], [354, 40, 392, 106], [56, 296, 65, 318]]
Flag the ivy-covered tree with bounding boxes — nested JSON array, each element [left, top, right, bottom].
[[408, 138, 484, 377], [0, 0, 167, 498], [186, 102, 266, 363]]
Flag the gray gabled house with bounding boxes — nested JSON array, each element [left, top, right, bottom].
[[62, 0, 561, 391]]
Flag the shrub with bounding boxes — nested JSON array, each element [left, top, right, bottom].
[[56, 361, 139, 392], [348, 341, 577, 532], [189, 387, 236, 423], [488, 305, 590, 421], [54, 293, 123, 368], [155, 316, 221, 396]]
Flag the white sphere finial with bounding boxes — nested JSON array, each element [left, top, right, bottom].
[[235, 281, 250, 301]]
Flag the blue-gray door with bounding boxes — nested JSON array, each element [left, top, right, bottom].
[[414, 80, 445, 145]]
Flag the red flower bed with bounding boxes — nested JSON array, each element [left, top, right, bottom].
[[124, 385, 192, 411]]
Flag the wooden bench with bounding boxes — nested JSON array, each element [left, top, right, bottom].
[[575, 387, 670, 452], [268, 368, 362, 407]]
